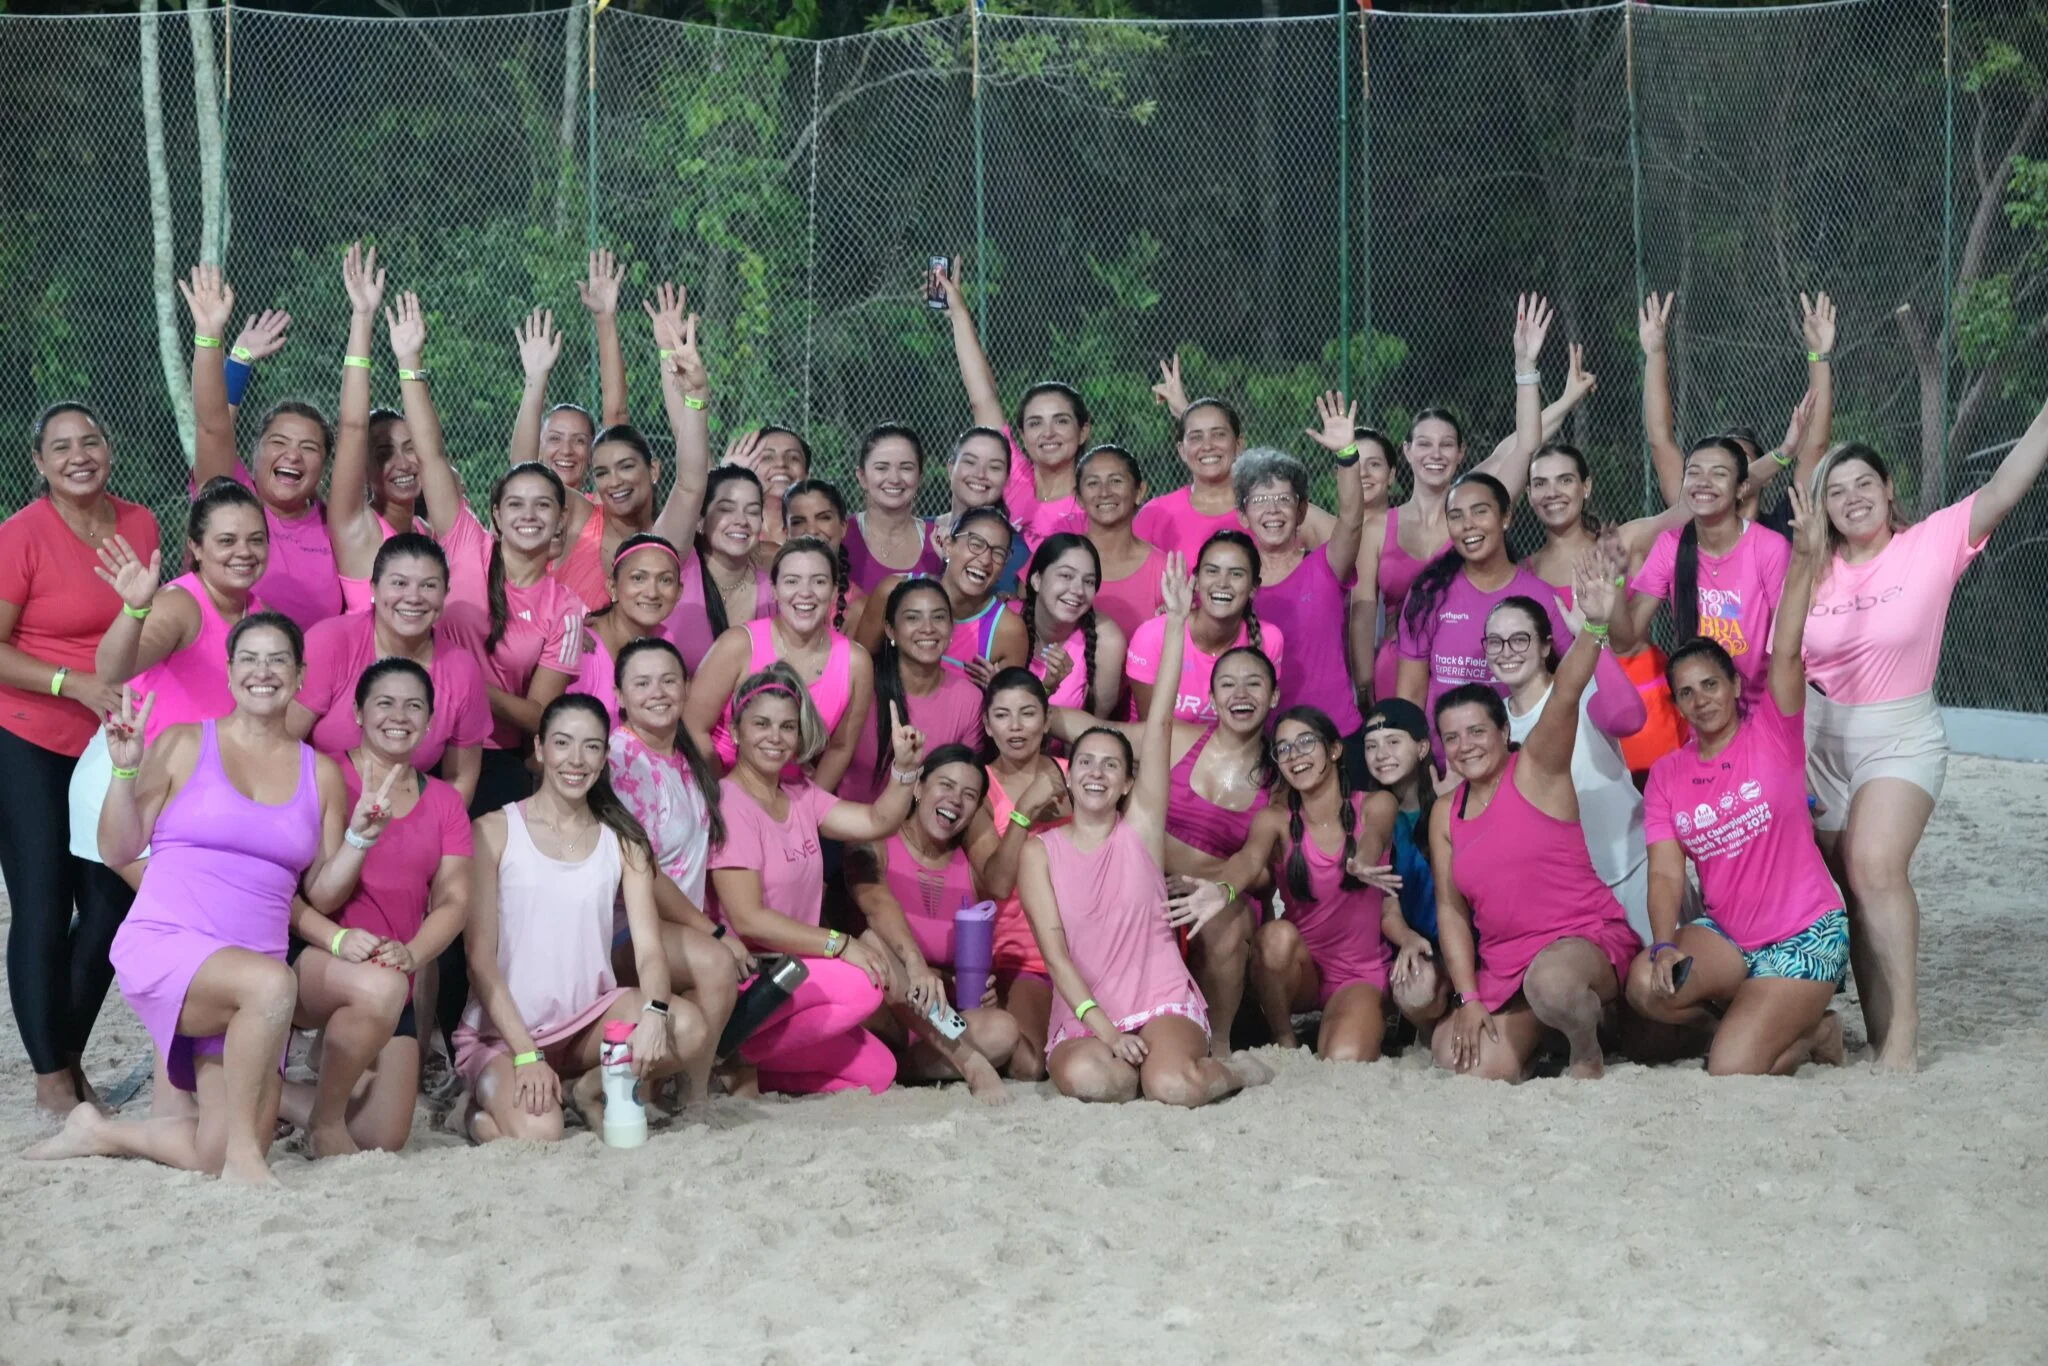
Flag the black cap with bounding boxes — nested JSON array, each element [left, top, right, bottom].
[[1362, 698, 1430, 743]]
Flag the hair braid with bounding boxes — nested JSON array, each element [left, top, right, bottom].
[[1283, 784, 1312, 903], [834, 543, 852, 632], [1080, 609, 1099, 713], [1336, 783, 1366, 892]]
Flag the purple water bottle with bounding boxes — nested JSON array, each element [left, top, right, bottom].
[[952, 899, 998, 1011]]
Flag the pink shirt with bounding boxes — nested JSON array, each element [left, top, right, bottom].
[[1644, 699, 1839, 949], [1002, 427, 1086, 548], [609, 728, 712, 907], [440, 570, 585, 749], [137, 574, 261, 747], [1125, 614, 1286, 724], [297, 612, 492, 771], [550, 510, 611, 613], [709, 620, 856, 768], [567, 632, 620, 725], [1257, 551, 1362, 734], [436, 505, 493, 615], [842, 670, 984, 802], [1092, 545, 1167, 639], [217, 466, 341, 630], [1631, 522, 1791, 697], [335, 760, 472, 949], [1131, 487, 1243, 563], [1803, 494, 1984, 705], [708, 778, 842, 932], [1397, 566, 1571, 749], [881, 834, 979, 967]]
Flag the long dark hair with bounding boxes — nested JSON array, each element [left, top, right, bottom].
[[782, 477, 855, 607], [696, 465, 763, 639], [1196, 529, 1264, 651], [1274, 705, 1366, 904], [612, 635, 725, 849], [1024, 533, 1102, 709], [535, 693, 651, 855], [485, 461, 568, 653], [1672, 437, 1751, 641], [871, 578, 954, 797], [1401, 472, 1511, 644]]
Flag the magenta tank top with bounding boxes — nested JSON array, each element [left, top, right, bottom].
[[138, 574, 255, 747], [1283, 793, 1392, 979], [882, 833, 978, 967], [1039, 821, 1203, 1044], [943, 596, 1007, 673], [666, 547, 774, 674], [1378, 505, 1429, 616], [1165, 726, 1269, 861], [711, 618, 854, 766], [1448, 753, 1635, 1002], [338, 510, 430, 614], [844, 515, 944, 595]]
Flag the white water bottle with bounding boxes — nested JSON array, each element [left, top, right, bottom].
[[599, 1020, 647, 1149]]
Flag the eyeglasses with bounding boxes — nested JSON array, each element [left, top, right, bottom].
[[1273, 735, 1325, 760], [952, 532, 1005, 563], [1244, 492, 1299, 509], [1482, 631, 1536, 657]]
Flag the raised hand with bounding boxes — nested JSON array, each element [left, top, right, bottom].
[[1561, 343, 1598, 403], [1573, 545, 1620, 629], [930, 256, 966, 315], [346, 763, 403, 846], [1800, 291, 1837, 358], [1638, 291, 1675, 356], [887, 700, 927, 776], [231, 308, 292, 364], [580, 247, 624, 318], [1158, 551, 1193, 620], [516, 307, 563, 382], [93, 535, 162, 612], [176, 263, 235, 339], [720, 428, 766, 474], [1513, 293, 1555, 369], [642, 281, 689, 354], [340, 241, 386, 319], [1785, 481, 1828, 560], [1780, 389, 1814, 457], [102, 686, 155, 773], [1151, 353, 1189, 416], [667, 312, 709, 400], [1305, 389, 1360, 453], [384, 291, 427, 369]]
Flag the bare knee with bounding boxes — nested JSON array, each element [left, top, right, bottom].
[[1704, 1048, 1770, 1078], [1623, 955, 1662, 1018], [1006, 1046, 1047, 1082], [1320, 1035, 1380, 1064], [244, 959, 299, 1029], [1523, 959, 1600, 1025], [1142, 1062, 1209, 1108], [968, 1009, 1020, 1069], [351, 965, 409, 1022], [1254, 919, 1302, 976], [1845, 848, 1914, 903], [668, 1000, 711, 1060], [1060, 1055, 1137, 1103], [497, 1106, 565, 1143]]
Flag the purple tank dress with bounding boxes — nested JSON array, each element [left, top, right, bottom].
[[108, 722, 323, 1091]]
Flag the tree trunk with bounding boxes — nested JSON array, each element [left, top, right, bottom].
[[141, 0, 196, 464], [188, 0, 227, 264], [554, 2, 584, 235]]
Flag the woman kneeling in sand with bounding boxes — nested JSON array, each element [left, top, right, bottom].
[[1018, 558, 1271, 1106], [458, 695, 710, 1141]]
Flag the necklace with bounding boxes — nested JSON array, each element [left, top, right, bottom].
[[707, 558, 754, 597], [52, 498, 112, 546]]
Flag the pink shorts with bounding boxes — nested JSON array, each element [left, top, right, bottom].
[[452, 986, 632, 1090], [1046, 991, 1209, 1054]]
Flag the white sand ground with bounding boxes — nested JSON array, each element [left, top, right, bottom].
[[0, 755, 2044, 1365]]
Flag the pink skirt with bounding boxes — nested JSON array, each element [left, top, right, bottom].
[[1046, 988, 1208, 1054], [452, 986, 631, 1089]]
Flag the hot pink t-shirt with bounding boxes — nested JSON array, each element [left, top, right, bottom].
[[1644, 699, 1839, 949], [296, 612, 492, 771], [1131, 487, 1243, 563], [1803, 494, 1985, 705], [1124, 614, 1286, 724], [1630, 522, 1790, 697], [218, 465, 341, 630], [1002, 427, 1086, 548], [335, 760, 473, 949], [708, 778, 842, 931], [1397, 566, 1571, 746], [842, 669, 985, 802], [440, 570, 586, 750]]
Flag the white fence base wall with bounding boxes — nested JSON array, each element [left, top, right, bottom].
[[1944, 709, 2048, 764]]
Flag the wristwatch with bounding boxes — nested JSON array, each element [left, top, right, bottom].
[[1449, 990, 1476, 1011], [398, 366, 432, 383]]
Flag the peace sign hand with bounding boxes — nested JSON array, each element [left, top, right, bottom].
[[94, 535, 162, 612], [347, 763, 404, 845], [1638, 291, 1675, 357], [1151, 353, 1189, 418], [103, 686, 156, 772], [666, 311, 709, 401]]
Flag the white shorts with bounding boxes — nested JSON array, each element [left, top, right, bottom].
[[1804, 687, 1947, 834]]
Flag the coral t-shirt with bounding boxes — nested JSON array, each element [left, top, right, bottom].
[[1644, 699, 1840, 949], [335, 760, 473, 948], [296, 612, 492, 771], [0, 497, 161, 756], [1631, 521, 1790, 698], [1124, 614, 1286, 724], [1131, 487, 1244, 563], [708, 778, 842, 932], [1802, 494, 1985, 705]]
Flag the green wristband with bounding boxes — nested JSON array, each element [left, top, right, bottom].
[[343, 355, 371, 370], [231, 345, 255, 363], [682, 395, 707, 411], [193, 335, 222, 349], [1770, 448, 1794, 468], [329, 928, 348, 956], [512, 1050, 542, 1067]]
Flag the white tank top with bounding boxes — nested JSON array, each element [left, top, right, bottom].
[[1507, 679, 1647, 893]]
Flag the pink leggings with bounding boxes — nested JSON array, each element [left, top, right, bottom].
[[740, 957, 895, 1095]]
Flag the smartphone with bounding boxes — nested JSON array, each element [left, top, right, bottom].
[[1670, 955, 1694, 992], [925, 256, 949, 310]]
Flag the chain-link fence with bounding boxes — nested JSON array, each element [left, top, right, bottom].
[[2, 1, 2043, 708]]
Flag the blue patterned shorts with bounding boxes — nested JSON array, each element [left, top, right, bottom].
[[1695, 907, 1849, 985]]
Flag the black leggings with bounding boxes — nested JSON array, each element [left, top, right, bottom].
[[0, 727, 136, 1075]]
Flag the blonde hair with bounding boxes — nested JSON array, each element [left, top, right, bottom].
[[1807, 442, 1909, 588], [731, 661, 829, 767]]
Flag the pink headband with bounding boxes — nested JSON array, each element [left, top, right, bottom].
[[614, 541, 683, 574], [734, 680, 799, 716]]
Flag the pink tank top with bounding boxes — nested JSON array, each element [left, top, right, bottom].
[[1039, 821, 1204, 1045], [882, 833, 978, 967], [986, 760, 1068, 977], [338, 510, 430, 614], [460, 801, 623, 1043], [228, 464, 339, 630], [844, 515, 944, 594], [550, 509, 612, 612], [1373, 505, 1434, 700], [1282, 793, 1392, 984], [1448, 753, 1638, 1009], [1025, 610, 1096, 710], [710, 618, 854, 766], [665, 546, 774, 674], [137, 574, 256, 747], [1090, 545, 1166, 640], [1165, 726, 1269, 862]]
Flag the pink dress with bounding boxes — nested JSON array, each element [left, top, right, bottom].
[[844, 515, 943, 594], [841, 670, 984, 802], [665, 547, 773, 674], [1257, 551, 1363, 734], [1041, 821, 1207, 1054], [1448, 754, 1643, 1011], [1131, 487, 1244, 563], [1281, 793, 1393, 1005], [108, 723, 322, 1091], [881, 834, 978, 966], [297, 612, 492, 771], [1092, 545, 1167, 639], [453, 802, 630, 1086], [988, 761, 1067, 980], [137, 574, 261, 746], [1165, 726, 1268, 862], [709, 619, 856, 768], [1374, 506, 1429, 701]]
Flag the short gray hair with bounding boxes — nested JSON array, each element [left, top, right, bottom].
[[1232, 446, 1309, 512]]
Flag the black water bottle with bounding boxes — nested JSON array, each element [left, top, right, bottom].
[[716, 954, 809, 1059]]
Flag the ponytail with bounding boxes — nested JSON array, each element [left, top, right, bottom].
[[1673, 520, 1702, 641]]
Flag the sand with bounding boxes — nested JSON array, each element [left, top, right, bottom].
[[1, 754, 2045, 1365]]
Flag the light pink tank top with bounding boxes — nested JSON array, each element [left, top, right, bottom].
[[882, 833, 978, 967], [460, 802, 622, 1043], [1039, 821, 1204, 1047], [710, 618, 854, 766], [1026, 612, 1094, 709], [138, 574, 256, 746]]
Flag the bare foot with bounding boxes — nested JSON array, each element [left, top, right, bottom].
[[1566, 1057, 1607, 1080], [33, 1071, 82, 1124], [220, 1149, 283, 1187], [304, 1123, 360, 1159], [568, 1069, 606, 1131], [960, 1052, 1011, 1106], [1809, 1011, 1846, 1068], [68, 1064, 112, 1116], [712, 1062, 760, 1099], [1871, 1045, 1919, 1074], [24, 1102, 114, 1161], [1226, 1052, 1276, 1089]]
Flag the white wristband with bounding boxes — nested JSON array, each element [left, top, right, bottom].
[[1514, 370, 1542, 386], [344, 827, 378, 851]]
